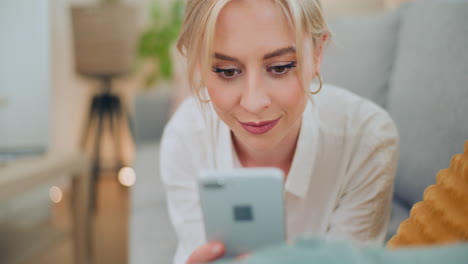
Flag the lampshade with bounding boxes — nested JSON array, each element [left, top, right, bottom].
[[71, 4, 138, 76]]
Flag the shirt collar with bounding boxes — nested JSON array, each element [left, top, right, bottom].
[[284, 100, 319, 198]]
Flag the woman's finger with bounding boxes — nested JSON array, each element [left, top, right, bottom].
[[186, 241, 225, 264]]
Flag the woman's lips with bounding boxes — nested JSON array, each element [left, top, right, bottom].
[[239, 117, 281, 135]]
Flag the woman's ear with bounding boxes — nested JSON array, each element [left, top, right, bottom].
[[314, 33, 329, 74]]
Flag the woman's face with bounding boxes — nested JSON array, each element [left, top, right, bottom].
[[205, 0, 319, 152]]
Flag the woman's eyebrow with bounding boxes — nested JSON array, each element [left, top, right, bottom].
[[263, 46, 296, 60], [214, 53, 240, 63], [213, 46, 296, 63]]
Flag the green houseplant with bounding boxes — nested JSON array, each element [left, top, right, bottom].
[[137, 0, 184, 88]]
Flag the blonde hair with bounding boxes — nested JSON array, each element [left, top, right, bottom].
[[176, 0, 330, 102]]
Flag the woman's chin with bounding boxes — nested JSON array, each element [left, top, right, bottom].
[[234, 133, 281, 153]]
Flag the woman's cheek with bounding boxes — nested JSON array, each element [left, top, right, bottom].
[[207, 81, 239, 112], [269, 77, 305, 106]]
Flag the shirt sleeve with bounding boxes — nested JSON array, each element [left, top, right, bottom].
[[326, 110, 400, 244], [160, 125, 206, 264]]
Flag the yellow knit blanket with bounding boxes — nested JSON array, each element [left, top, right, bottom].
[[387, 140, 468, 248]]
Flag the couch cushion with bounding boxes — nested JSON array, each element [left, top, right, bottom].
[[130, 143, 177, 264], [133, 90, 171, 143], [320, 7, 403, 108], [387, 0, 468, 207], [132, 142, 167, 207], [386, 200, 410, 242], [129, 205, 177, 264]]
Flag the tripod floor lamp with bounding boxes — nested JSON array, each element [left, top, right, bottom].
[[71, 3, 137, 211]]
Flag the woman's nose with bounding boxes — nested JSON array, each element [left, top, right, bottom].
[[239, 73, 271, 115]]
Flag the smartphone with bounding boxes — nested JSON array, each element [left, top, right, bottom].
[[198, 168, 285, 258]]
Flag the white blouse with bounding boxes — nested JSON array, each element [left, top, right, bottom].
[[160, 84, 399, 264]]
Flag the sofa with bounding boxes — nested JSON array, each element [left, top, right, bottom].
[[128, 0, 468, 263], [320, 0, 468, 240]]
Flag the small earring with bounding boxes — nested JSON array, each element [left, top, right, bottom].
[[310, 72, 323, 95]]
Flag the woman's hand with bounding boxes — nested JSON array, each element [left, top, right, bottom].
[[186, 241, 225, 264]]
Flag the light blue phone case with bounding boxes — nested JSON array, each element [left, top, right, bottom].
[[198, 168, 285, 258]]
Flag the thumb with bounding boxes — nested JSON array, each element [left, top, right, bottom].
[[186, 242, 225, 264]]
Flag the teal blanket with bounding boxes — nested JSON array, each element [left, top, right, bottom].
[[214, 238, 468, 264]]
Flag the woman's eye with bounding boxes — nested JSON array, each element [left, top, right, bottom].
[[212, 67, 241, 79], [273, 65, 287, 73], [267, 62, 296, 76], [223, 69, 236, 77]]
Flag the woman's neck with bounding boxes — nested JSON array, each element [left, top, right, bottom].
[[232, 117, 302, 178]]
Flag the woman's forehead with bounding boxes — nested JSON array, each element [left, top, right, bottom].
[[214, 0, 295, 59]]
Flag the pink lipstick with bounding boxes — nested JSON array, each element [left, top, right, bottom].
[[239, 117, 281, 135]]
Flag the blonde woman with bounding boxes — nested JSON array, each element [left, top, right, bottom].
[[160, 0, 399, 263]]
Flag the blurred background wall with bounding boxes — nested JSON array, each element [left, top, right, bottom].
[[0, 0, 50, 150], [323, 0, 385, 18], [0, 0, 52, 231]]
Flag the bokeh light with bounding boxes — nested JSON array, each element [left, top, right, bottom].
[[49, 186, 63, 203], [118, 167, 136, 187]]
